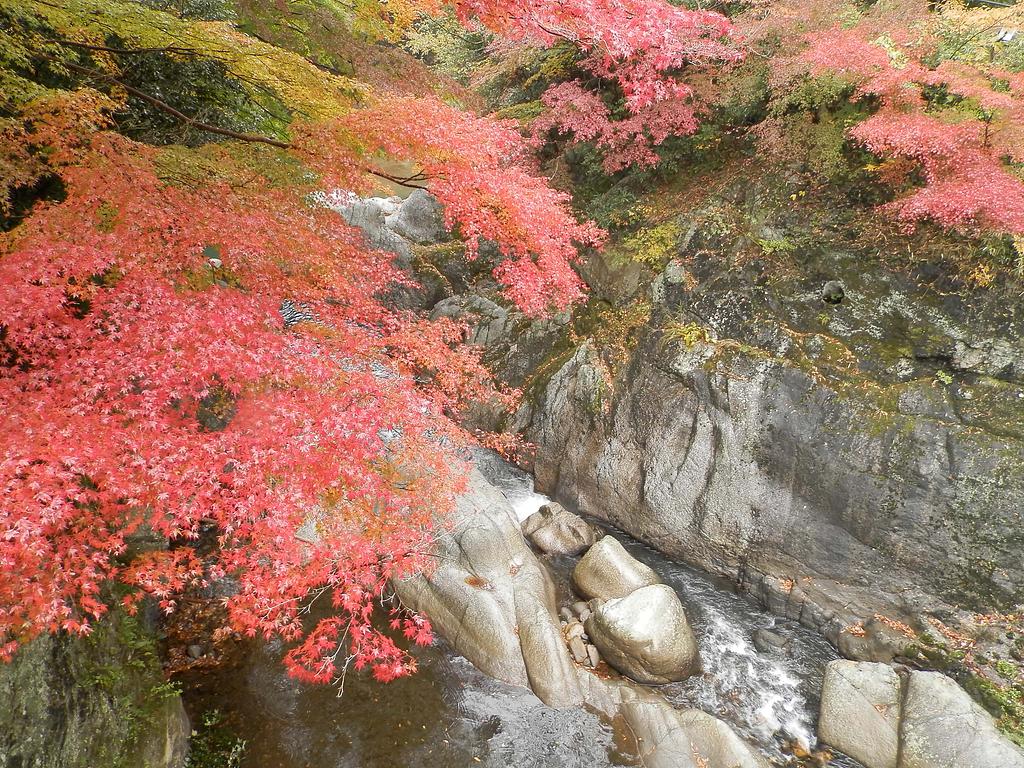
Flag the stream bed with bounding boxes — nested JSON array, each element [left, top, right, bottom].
[[181, 457, 860, 767]]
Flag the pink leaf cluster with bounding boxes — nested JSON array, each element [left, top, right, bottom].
[[449, 0, 741, 171], [802, 27, 1024, 236], [535, 80, 702, 172], [0, 87, 590, 682], [337, 95, 605, 314], [453, 0, 740, 110]]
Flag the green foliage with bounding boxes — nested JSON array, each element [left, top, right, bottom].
[[115, 49, 291, 145], [771, 72, 855, 116], [755, 235, 797, 257], [139, 0, 234, 21], [780, 104, 874, 186], [153, 141, 307, 190], [0, 0, 361, 117], [713, 60, 771, 127], [79, 606, 184, 767], [493, 99, 545, 123], [616, 220, 683, 268], [186, 709, 247, 768], [996, 659, 1021, 681], [582, 184, 646, 231], [523, 42, 582, 89], [660, 321, 711, 349], [572, 299, 651, 374], [404, 11, 490, 83], [963, 675, 1024, 747]]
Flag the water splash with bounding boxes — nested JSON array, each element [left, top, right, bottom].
[[687, 613, 814, 751], [474, 451, 844, 764], [473, 448, 549, 523], [507, 490, 549, 523]]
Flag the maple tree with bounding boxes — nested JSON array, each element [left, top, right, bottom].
[[793, 4, 1024, 238], [1, 0, 741, 686], [453, 0, 744, 171], [0, 88, 490, 682], [0, 0, 600, 685]]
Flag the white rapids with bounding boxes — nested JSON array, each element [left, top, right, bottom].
[[475, 450, 847, 764]]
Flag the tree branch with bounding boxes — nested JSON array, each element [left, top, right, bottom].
[[46, 38, 199, 57], [365, 169, 429, 190], [37, 54, 431, 190], [48, 56, 292, 148]]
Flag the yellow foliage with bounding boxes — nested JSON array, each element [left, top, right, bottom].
[[2, 0, 363, 117], [660, 321, 711, 349], [618, 220, 683, 268]]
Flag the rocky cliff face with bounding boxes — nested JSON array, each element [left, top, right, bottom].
[[341, 185, 1024, 659], [514, 190, 1024, 656], [0, 608, 189, 768]]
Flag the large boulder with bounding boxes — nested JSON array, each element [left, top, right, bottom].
[[584, 584, 700, 684], [621, 696, 768, 768], [818, 660, 901, 768], [384, 189, 447, 244], [137, 696, 192, 768], [332, 195, 414, 265], [431, 295, 512, 348], [394, 465, 583, 708], [571, 536, 660, 600], [572, 672, 767, 768], [899, 671, 1024, 768], [522, 501, 599, 555]]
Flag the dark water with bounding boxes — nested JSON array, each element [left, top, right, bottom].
[[181, 633, 631, 768], [182, 455, 859, 767]]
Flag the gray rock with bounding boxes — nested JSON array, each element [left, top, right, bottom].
[[528, 323, 1024, 647], [586, 644, 601, 668], [621, 697, 768, 768], [899, 671, 1024, 768], [837, 616, 914, 663], [333, 195, 414, 266], [821, 280, 845, 304], [752, 628, 790, 655], [516, 185, 1024, 639], [584, 584, 700, 684], [137, 696, 191, 768], [818, 660, 901, 768], [572, 600, 589, 615], [570, 671, 768, 768], [0, 609, 190, 768], [565, 621, 585, 641], [431, 295, 511, 348], [186, 644, 205, 659], [522, 501, 598, 556], [394, 467, 582, 708], [571, 536, 660, 600], [568, 636, 588, 665], [384, 189, 446, 244]]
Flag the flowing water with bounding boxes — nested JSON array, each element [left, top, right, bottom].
[[482, 453, 859, 767], [183, 454, 859, 767]]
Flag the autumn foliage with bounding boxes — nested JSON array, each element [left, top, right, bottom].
[[0, 0, 613, 684], [334, 96, 605, 313], [521, 0, 744, 171], [0, 90, 486, 681], [797, 10, 1024, 237], [6, 0, 1023, 690]]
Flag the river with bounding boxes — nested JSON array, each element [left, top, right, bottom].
[[181, 455, 860, 767]]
